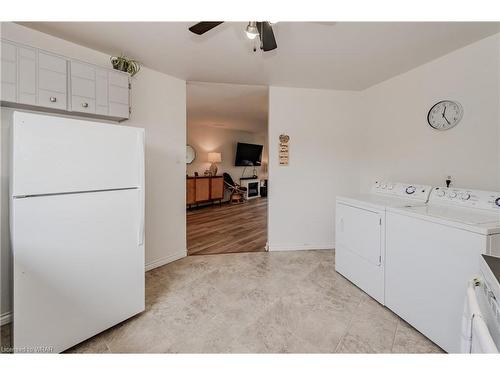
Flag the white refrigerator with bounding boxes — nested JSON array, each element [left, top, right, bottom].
[[10, 111, 145, 353]]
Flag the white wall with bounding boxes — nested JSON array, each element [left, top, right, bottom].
[[187, 124, 268, 184], [268, 33, 500, 252], [128, 69, 186, 270], [359, 33, 500, 192], [268, 87, 361, 251], [0, 23, 187, 320]]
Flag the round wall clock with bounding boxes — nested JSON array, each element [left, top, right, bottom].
[[427, 100, 463, 130], [186, 145, 196, 164]]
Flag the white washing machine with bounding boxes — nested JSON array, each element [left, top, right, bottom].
[[385, 187, 500, 353], [335, 182, 432, 304]]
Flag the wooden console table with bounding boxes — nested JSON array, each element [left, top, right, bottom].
[[186, 176, 224, 208]]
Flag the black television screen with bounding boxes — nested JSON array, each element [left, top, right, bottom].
[[235, 142, 263, 166]]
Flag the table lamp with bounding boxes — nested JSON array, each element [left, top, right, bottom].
[[208, 152, 222, 176]]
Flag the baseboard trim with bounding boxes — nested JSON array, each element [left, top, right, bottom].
[[1, 311, 12, 326], [145, 250, 187, 272], [268, 244, 334, 252]]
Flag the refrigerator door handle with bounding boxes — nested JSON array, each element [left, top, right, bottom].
[[137, 131, 145, 246], [138, 202, 145, 246], [137, 186, 145, 246]]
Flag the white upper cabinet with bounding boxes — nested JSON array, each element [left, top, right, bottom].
[[18, 46, 37, 105], [1, 40, 17, 102], [108, 71, 130, 119], [70, 61, 96, 114], [1, 39, 130, 121], [38, 51, 68, 110], [95, 68, 109, 116]]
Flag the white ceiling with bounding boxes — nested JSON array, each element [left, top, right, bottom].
[[20, 22, 500, 90], [187, 82, 268, 133]]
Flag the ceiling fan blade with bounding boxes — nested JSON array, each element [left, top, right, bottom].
[[257, 22, 277, 51], [189, 22, 224, 35]]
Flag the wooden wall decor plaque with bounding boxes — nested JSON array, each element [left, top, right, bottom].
[[279, 134, 289, 166]]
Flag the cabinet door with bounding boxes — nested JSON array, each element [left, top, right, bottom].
[[195, 179, 210, 202], [186, 179, 196, 205], [38, 51, 67, 110], [210, 177, 224, 200], [1, 40, 17, 102], [18, 46, 37, 105], [108, 71, 129, 119], [95, 69, 109, 116], [70, 61, 96, 114]]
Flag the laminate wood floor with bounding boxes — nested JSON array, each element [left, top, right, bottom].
[[187, 198, 267, 256]]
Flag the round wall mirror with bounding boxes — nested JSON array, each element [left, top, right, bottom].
[[186, 145, 196, 164]]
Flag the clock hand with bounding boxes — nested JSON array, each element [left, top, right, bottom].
[[441, 104, 451, 125]]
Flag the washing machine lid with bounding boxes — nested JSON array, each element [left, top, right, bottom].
[[387, 186, 500, 234], [389, 204, 500, 234]]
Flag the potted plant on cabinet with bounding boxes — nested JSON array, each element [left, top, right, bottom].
[[110, 54, 141, 76]]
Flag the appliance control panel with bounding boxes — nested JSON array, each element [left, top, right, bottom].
[[430, 187, 500, 211], [371, 181, 432, 202]]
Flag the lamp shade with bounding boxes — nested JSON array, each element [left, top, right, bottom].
[[208, 152, 222, 163]]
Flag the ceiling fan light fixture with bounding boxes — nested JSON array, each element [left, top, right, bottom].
[[245, 22, 259, 40]]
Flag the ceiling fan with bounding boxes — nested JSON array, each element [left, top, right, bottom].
[[189, 21, 278, 52]]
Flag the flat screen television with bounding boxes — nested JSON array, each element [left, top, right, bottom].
[[235, 142, 263, 166]]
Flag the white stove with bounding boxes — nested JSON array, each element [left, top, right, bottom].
[[385, 186, 500, 353], [461, 255, 500, 353], [335, 181, 432, 304], [476, 255, 500, 352]]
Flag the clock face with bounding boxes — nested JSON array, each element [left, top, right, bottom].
[[427, 100, 463, 130]]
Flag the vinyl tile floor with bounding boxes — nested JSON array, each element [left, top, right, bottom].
[[1, 250, 443, 354]]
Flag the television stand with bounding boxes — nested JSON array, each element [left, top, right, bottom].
[[239, 178, 260, 200]]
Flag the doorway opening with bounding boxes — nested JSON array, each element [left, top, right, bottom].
[[185, 82, 269, 256]]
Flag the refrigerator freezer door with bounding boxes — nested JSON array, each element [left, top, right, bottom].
[[11, 111, 144, 197], [12, 189, 145, 353]]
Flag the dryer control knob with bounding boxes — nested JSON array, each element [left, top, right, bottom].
[[461, 193, 471, 201], [436, 190, 446, 197], [449, 192, 457, 198], [406, 186, 416, 194], [381, 184, 387, 189], [495, 197, 500, 207]]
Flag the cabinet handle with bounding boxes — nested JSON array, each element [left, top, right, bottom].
[[50, 96, 57, 102], [82, 102, 89, 108]]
